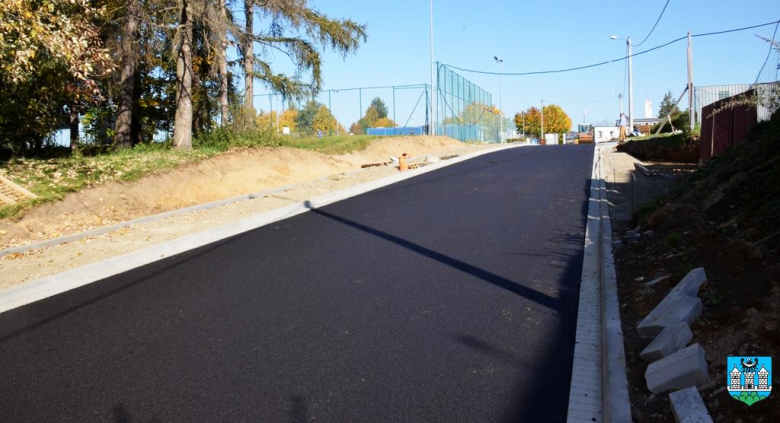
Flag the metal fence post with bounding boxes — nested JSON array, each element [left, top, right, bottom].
[[393, 86, 396, 126]]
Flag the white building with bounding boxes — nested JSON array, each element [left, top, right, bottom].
[[543, 133, 559, 145], [593, 126, 619, 143]]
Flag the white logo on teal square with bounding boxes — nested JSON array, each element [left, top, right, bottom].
[[727, 356, 772, 406]]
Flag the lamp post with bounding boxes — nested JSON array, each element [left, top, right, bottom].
[[522, 101, 525, 139], [540, 99, 544, 142], [429, 0, 435, 135], [494, 56, 503, 143], [611, 35, 633, 130]]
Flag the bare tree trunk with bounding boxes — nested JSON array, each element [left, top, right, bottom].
[[243, 0, 254, 123], [69, 103, 79, 150], [219, 0, 229, 126], [173, 0, 193, 149], [114, 0, 140, 149], [131, 66, 142, 145]]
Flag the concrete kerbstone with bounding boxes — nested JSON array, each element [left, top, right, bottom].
[[637, 295, 702, 337], [671, 268, 707, 297], [640, 321, 693, 363], [669, 386, 713, 423], [646, 344, 708, 394]]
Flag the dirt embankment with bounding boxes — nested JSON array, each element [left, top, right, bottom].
[[0, 136, 464, 248], [614, 113, 780, 421], [617, 134, 699, 163]]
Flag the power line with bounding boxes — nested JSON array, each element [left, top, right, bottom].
[[754, 20, 780, 84], [441, 36, 687, 76], [634, 0, 671, 47], [440, 19, 780, 77], [692, 20, 780, 37]]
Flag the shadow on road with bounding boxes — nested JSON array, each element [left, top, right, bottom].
[[304, 202, 562, 312], [304, 174, 591, 422], [0, 231, 255, 344]]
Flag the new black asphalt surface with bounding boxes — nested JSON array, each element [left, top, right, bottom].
[[0, 145, 594, 422]]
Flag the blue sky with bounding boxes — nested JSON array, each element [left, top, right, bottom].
[[252, 0, 780, 131]]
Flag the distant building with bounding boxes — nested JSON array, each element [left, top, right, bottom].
[[593, 126, 619, 143], [633, 117, 659, 135]]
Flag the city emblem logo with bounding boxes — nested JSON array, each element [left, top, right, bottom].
[[727, 356, 772, 406]]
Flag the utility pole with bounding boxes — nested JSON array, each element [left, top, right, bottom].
[[522, 101, 526, 138], [687, 31, 695, 130], [494, 56, 504, 142], [540, 100, 544, 142], [627, 37, 634, 131], [429, 0, 436, 135]]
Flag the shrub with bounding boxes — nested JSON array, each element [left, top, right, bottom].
[[651, 110, 690, 134], [193, 127, 238, 151]]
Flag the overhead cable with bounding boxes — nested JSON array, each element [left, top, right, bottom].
[[440, 19, 780, 77], [634, 0, 671, 47], [754, 20, 780, 84]]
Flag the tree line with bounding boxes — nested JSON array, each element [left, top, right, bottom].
[[254, 96, 396, 136], [514, 104, 572, 138], [0, 0, 367, 157]]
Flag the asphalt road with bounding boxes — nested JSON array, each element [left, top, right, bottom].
[[0, 144, 594, 422]]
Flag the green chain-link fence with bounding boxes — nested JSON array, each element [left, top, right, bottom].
[[436, 64, 502, 143]]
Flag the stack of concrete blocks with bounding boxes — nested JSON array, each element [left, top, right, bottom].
[[637, 268, 713, 423]]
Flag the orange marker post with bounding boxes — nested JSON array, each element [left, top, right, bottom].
[[398, 153, 408, 171]]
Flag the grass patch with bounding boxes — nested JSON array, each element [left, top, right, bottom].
[[625, 132, 688, 145], [0, 148, 216, 219], [634, 194, 667, 221], [702, 287, 725, 305], [664, 232, 684, 249], [625, 132, 681, 142], [281, 134, 379, 155], [0, 130, 384, 219]]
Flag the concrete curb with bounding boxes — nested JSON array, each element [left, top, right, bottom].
[[0, 143, 526, 314], [567, 145, 631, 423], [566, 146, 605, 423], [0, 184, 297, 258], [597, 145, 632, 422]]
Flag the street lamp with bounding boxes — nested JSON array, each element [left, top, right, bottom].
[[429, 0, 435, 135], [610, 35, 633, 131], [540, 99, 544, 142], [494, 56, 503, 143]]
